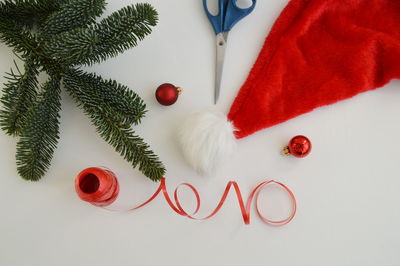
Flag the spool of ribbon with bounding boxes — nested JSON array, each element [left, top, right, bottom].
[[75, 167, 297, 226], [75, 167, 119, 207]]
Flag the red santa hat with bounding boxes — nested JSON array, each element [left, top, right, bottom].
[[179, 0, 400, 174]]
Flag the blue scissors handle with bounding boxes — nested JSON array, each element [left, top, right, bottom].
[[203, 0, 256, 35]]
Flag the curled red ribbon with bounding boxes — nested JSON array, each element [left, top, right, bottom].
[[76, 167, 297, 226]]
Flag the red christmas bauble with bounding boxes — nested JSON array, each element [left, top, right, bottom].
[[156, 83, 181, 106], [287, 135, 312, 158]]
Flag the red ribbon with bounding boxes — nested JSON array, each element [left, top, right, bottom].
[[76, 167, 297, 226]]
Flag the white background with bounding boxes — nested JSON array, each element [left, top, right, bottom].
[[1, 0, 400, 265]]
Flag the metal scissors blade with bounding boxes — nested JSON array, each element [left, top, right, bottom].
[[215, 31, 229, 104], [203, 0, 257, 104]]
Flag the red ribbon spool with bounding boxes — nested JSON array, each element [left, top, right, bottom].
[[75, 167, 119, 207], [75, 167, 297, 226]]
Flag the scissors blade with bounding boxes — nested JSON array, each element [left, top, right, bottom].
[[215, 32, 229, 104]]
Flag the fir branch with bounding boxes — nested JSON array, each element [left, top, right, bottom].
[[0, 1, 164, 182], [40, 0, 106, 39], [0, 0, 67, 14], [0, 18, 38, 56], [0, 59, 39, 136], [45, 3, 158, 66], [0, 0, 69, 27], [16, 76, 62, 181], [64, 75, 165, 182], [66, 69, 146, 125]]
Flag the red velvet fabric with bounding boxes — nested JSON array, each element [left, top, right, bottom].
[[228, 0, 400, 139]]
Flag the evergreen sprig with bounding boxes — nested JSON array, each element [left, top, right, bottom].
[[45, 3, 158, 66], [66, 69, 147, 125], [0, 59, 39, 136], [0, 0, 165, 182], [16, 77, 61, 181], [0, 0, 69, 27], [0, 18, 38, 56], [64, 74, 165, 181], [39, 0, 106, 39]]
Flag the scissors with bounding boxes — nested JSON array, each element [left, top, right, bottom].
[[203, 0, 256, 104]]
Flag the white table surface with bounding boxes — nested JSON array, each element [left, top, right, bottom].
[[1, 1, 400, 265]]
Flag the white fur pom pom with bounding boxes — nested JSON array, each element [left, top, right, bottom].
[[178, 112, 237, 175]]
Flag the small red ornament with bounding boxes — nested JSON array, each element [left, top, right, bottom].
[[283, 135, 312, 158], [155, 83, 182, 106]]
